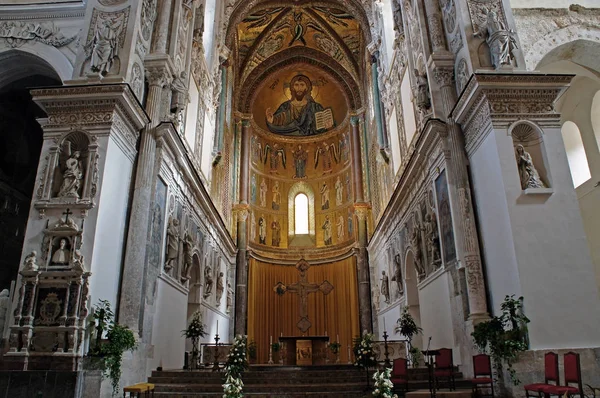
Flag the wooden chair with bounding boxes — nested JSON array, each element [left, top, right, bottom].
[[524, 352, 560, 397], [543, 352, 584, 397], [391, 357, 409, 396], [471, 354, 494, 397], [434, 348, 455, 391]]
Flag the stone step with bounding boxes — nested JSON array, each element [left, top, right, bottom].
[[406, 389, 473, 398]]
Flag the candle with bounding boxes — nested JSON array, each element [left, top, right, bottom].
[[336, 334, 339, 343], [383, 318, 386, 333], [270, 335, 272, 345], [325, 330, 327, 336], [280, 332, 282, 337], [216, 320, 219, 336]]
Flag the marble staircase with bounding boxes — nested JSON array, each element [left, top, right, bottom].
[[148, 364, 474, 397]]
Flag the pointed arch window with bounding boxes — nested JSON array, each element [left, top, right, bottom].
[[294, 193, 309, 234]]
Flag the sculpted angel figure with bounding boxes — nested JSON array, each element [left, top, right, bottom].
[[474, 9, 518, 70], [516, 144, 546, 189]]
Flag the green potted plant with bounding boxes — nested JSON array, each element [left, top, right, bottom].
[[271, 342, 281, 363], [88, 300, 137, 396], [247, 339, 258, 364], [395, 306, 423, 367], [328, 341, 342, 363], [472, 295, 530, 385]]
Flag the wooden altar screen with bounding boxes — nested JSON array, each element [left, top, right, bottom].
[[279, 336, 330, 365]]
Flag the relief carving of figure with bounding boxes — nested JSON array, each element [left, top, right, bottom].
[[335, 176, 343, 206], [259, 178, 267, 207], [203, 262, 213, 298], [72, 249, 85, 272], [322, 215, 332, 245], [226, 282, 233, 314], [373, 283, 381, 313], [23, 251, 38, 271], [58, 145, 83, 198], [381, 271, 390, 304], [165, 217, 180, 272], [320, 182, 330, 210], [0, 289, 9, 339], [51, 239, 71, 265], [424, 213, 442, 269], [216, 272, 224, 305], [474, 9, 518, 70], [410, 223, 426, 279], [391, 253, 404, 295], [181, 232, 194, 283], [516, 145, 546, 189], [414, 69, 431, 113], [85, 18, 120, 76], [293, 145, 308, 178]]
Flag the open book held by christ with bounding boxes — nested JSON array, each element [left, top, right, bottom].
[[315, 108, 334, 131]]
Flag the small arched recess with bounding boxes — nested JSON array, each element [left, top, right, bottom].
[[509, 121, 553, 191], [288, 182, 315, 247]]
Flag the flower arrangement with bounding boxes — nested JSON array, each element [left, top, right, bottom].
[[328, 341, 342, 354], [353, 332, 377, 369], [395, 306, 423, 367], [223, 335, 248, 398], [182, 311, 206, 370], [372, 368, 399, 398]]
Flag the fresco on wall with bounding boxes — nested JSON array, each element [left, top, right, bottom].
[[435, 171, 456, 264], [252, 66, 348, 135]]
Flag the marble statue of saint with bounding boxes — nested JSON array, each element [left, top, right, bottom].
[[203, 263, 213, 298], [474, 9, 518, 70], [335, 176, 343, 206], [414, 69, 431, 113], [258, 216, 266, 244], [293, 145, 308, 178], [410, 223, 426, 279], [58, 150, 83, 198], [51, 239, 71, 265], [216, 272, 224, 305], [322, 215, 332, 245], [23, 251, 38, 271], [424, 213, 442, 268], [181, 232, 194, 282], [226, 282, 233, 314], [250, 211, 257, 241], [165, 217, 180, 272], [320, 182, 330, 210], [381, 271, 390, 304], [516, 145, 546, 189], [266, 74, 327, 136], [271, 218, 281, 247], [86, 19, 119, 76], [391, 253, 404, 295], [272, 181, 281, 210], [336, 215, 344, 240], [259, 178, 267, 208]]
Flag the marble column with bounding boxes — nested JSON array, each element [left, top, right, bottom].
[[119, 64, 172, 333], [432, 64, 489, 319], [355, 205, 372, 333], [234, 118, 251, 335], [350, 116, 365, 203]]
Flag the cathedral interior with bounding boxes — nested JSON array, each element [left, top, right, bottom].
[[0, 0, 599, 396]]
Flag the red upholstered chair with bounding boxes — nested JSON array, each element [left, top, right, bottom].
[[471, 354, 494, 397], [391, 357, 409, 395], [543, 352, 583, 397], [524, 352, 560, 397], [434, 348, 456, 391]]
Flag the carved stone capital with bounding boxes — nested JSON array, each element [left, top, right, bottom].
[[145, 66, 173, 88], [433, 68, 455, 87]]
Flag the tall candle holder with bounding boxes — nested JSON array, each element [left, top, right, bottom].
[[212, 333, 221, 371], [383, 330, 391, 368]]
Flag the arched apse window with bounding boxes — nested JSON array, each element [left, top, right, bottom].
[[294, 193, 309, 234], [561, 121, 592, 188], [288, 182, 315, 247]]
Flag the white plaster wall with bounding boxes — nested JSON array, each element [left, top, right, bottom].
[[381, 0, 396, 70], [469, 132, 522, 313], [400, 71, 417, 147], [184, 78, 200, 150], [203, 0, 218, 68], [89, 136, 134, 308], [388, 106, 402, 175], [150, 277, 187, 370], [418, 273, 455, 359], [561, 121, 591, 187], [200, 110, 215, 181], [494, 125, 600, 349]]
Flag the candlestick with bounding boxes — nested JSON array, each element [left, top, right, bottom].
[[336, 334, 339, 343], [325, 330, 327, 336], [216, 319, 219, 336], [383, 318, 386, 333], [270, 335, 272, 345]]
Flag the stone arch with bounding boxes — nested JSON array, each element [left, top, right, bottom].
[[508, 120, 553, 189], [0, 47, 69, 87], [527, 28, 600, 71]]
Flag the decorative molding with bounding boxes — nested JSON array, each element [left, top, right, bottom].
[[0, 20, 76, 48]]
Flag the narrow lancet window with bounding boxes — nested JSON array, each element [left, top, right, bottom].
[[295, 193, 309, 234]]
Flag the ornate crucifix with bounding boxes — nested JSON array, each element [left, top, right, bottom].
[[274, 258, 334, 333]]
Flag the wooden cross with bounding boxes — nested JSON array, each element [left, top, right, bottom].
[[62, 208, 73, 223], [274, 258, 333, 333]]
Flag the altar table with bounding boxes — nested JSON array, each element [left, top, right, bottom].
[[279, 336, 329, 365]]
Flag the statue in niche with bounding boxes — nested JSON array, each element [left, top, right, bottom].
[[251, 175, 257, 203], [381, 271, 390, 304], [226, 282, 233, 314], [170, 71, 188, 130], [203, 263, 213, 298], [413, 69, 431, 114], [474, 9, 518, 70], [51, 239, 71, 265], [410, 222, 426, 280], [85, 18, 120, 76], [181, 232, 194, 283], [322, 215, 332, 245], [165, 217, 180, 272], [293, 145, 308, 178], [258, 215, 266, 244], [391, 253, 404, 295], [272, 181, 281, 210], [72, 249, 85, 272], [216, 272, 224, 305], [320, 182, 330, 210], [271, 218, 281, 247], [516, 145, 546, 189], [259, 178, 267, 208], [250, 211, 256, 241], [265, 143, 286, 174], [314, 142, 338, 175], [23, 251, 38, 271], [58, 143, 83, 198], [265, 74, 332, 136], [424, 213, 442, 269], [335, 176, 343, 206], [336, 214, 344, 240]]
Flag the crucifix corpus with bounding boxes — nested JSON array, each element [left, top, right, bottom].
[[274, 258, 334, 333]]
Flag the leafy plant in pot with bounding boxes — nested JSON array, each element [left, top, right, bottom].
[[472, 295, 530, 385], [394, 306, 423, 367], [271, 342, 281, 363], [182, 311, 207, 370], [329, 341, 342, 363], [88, 300, 137, 396], [247, 339, 258, 363]]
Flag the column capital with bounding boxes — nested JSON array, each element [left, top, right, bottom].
[[144, 55, 176, 88]]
